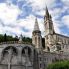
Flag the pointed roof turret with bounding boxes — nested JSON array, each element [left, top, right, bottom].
[[34, 17, 40, 31]]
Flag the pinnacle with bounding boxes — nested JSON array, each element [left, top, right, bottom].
[[34, 17, 40, 31], [45, 6, 49, 16]]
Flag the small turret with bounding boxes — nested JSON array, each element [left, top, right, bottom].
[[33, 18, 40, 31], [32, 18, 42, 49]]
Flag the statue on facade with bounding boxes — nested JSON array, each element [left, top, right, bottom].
[[19, 34, 23, 43]]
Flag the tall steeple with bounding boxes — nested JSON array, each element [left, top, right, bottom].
[[32, 18, 42, 49], [45, 6, 49, 18], [44, 6, 55, 52], [34, 18, 40, 31], [44, 6, 54, 35], [44, 6, 51, 20]]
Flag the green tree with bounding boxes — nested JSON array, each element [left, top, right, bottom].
[[4, 33, 7, 42], [0, 34, 32, 43], [0, 34, 4, 42], [22, 36, 32, 43], [7, 35, 14, 41], [47, 60, 69, 69], [14, 35, 19, 41]]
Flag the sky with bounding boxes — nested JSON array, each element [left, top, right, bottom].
[[0, 0, 69, 37]]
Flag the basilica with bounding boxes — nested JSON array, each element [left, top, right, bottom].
[[0, 7, 69, 69]]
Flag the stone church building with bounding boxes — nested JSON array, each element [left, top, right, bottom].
[[0, 7, 69, 69]]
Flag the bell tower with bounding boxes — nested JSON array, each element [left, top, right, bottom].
[[44, 7, 55, 52], [44, 7, 54, 35], [32, 18, 42, 49]]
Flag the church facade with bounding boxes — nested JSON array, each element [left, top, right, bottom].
[[0, 7, 69, 69], [44, 7, 69, 53], [32, 7, 69, 68]]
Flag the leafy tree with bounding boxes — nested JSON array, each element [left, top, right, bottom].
[[0, 34, 32, 43], [14, 35, 19, 41], [22, 36, 32, 43], [47, 60, 69, 69], [4, 33, 7, 42], [0, 34, 4, 42], [7, 35, 14, 41]]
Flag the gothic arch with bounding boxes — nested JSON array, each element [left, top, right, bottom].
[[2, 46, 18, 57], [21, 45, 35, 66], [22, 46, 32, 56], [1, 46, 18, 64]]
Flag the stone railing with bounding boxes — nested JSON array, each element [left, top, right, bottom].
[[0, 41, 33, 45]]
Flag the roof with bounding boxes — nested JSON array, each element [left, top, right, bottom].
[[33, 18, 40, 31], [55, 33, 69, 38]]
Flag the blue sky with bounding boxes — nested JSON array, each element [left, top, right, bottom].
[[0, 0, 69, 37]]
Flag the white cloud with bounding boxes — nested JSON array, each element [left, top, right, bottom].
[[34, 9, 45, 16], [53, 20, 61, 34], [17, 15, 35, 31], [62, 15, 69, 28], [50, 8, 62, 19], [26, 0, 56, 11], [0, 3, 20, 26], [0, 14, 35, 37], [61, 0, 69, 6], [0, 25, 5, 34], [0, 2, 44, 37], [0, 3, 22, 36]]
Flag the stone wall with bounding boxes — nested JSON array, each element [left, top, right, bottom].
[[0, 64, 33, 69], [0, 64, 8, 69]]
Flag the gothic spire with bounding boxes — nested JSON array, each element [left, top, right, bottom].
[[34, 17, 40, 31], [45, 6, 50, 18]]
